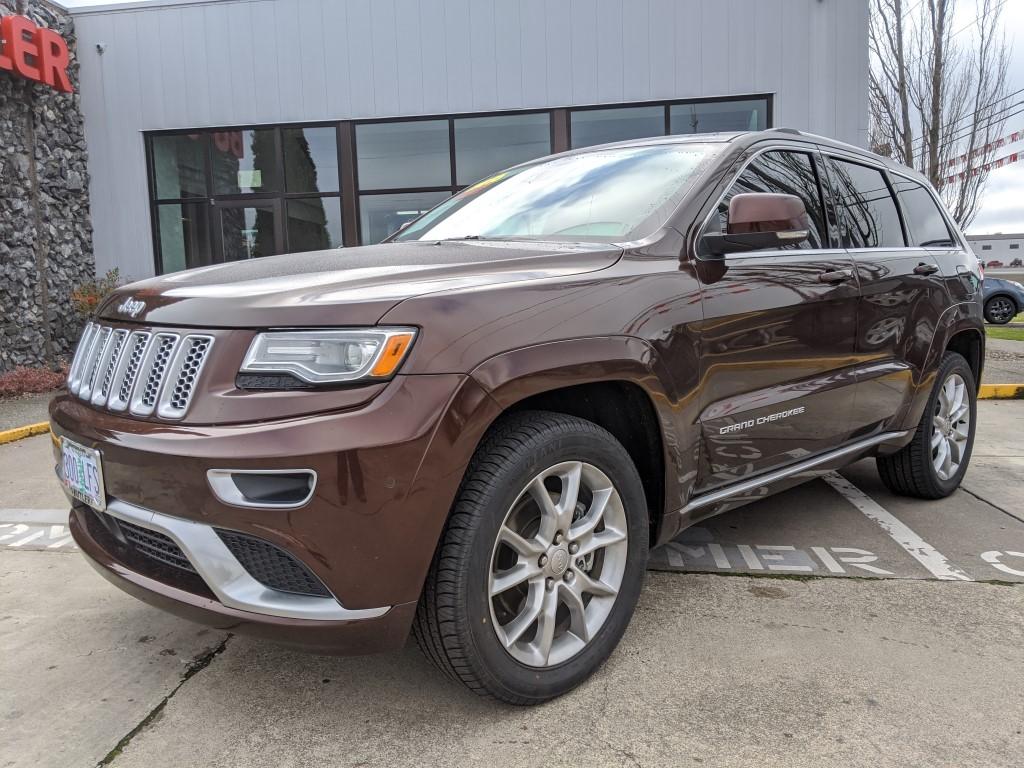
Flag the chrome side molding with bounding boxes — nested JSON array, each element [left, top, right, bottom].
[[682, 431, 910, 515]]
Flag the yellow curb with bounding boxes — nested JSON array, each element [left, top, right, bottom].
[[979, 384, 1024, 399], [0, 422, 50, 445]]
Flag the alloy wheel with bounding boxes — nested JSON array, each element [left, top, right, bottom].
[[931, 373, 970, 481], [987, 296, 1016, 324], [487, 461, 628, 668]]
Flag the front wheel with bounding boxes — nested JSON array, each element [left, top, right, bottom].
[[877, 351, 977, 499], [413, 411, 648, 704]]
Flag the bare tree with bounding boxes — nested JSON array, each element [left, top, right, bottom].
[[869, 0, 1012, 227]]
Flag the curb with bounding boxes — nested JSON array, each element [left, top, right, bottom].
[[0, 422, 50, 445], [979, 384, 1024, 400]]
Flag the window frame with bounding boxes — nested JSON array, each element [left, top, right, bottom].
[[818, 152, 909, 250], [567, 93, 773, 149], [146, 121, 345, 273], [695, 141, 838, 261], [145, 93, 775, 273], [350, 108, 556, 244]]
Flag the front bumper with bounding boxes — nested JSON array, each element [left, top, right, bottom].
[[70, 504, 416, 653], [52, 372, 500, 650]]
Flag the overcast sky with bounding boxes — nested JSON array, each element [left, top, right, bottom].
[[952, 1, 1024, 234], [56, 0, 1024, 234]]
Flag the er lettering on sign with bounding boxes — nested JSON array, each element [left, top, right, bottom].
[[0, 14, 72, 93]]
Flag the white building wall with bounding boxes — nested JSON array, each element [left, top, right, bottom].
[[71, 0, 870, 279], [968, 235, 1024, 262]]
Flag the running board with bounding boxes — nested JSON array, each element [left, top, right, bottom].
[[681, 430, 910, 515]]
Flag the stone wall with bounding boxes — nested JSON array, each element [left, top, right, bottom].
[[0, 0, 94, 372]]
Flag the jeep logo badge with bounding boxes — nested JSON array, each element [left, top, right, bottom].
[[117, 297, 146, 318]]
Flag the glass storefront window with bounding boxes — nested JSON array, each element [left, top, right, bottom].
[[570, 106, 665, 149], [670, 99, 768, 135], [283, 127, 339, 193], [219, 204, 279, 261], [454, 113, 551, 185], [286, 197, 343, 252], [356, 120, 451, 190], [212, 128, 279, 195], [149, 97, 772, 272], [359, 191, 450, 245], [152, 134, 207, 199], [157, 202, 212, 272]]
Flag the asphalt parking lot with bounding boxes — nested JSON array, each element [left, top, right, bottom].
[[3, 401, 1023, 767]]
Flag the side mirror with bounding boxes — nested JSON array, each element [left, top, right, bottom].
[[702, 193, 811, 257]]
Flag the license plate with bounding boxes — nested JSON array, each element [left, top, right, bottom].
[[60, 438, 107, 511]]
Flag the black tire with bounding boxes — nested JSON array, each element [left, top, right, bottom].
[[413, 410, 649, 705], [876, 352, 977, 499], [984, 295, 1018, 324]]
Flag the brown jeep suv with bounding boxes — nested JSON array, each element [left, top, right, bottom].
[[52, 129, 983, 704]]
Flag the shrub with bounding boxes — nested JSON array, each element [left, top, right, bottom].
[[71, 268, 123, 318], [0, 364, 68, 397]]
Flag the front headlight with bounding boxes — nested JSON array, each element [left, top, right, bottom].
[[241, 328, 417, 384], [1011, 280, 1024, 290]]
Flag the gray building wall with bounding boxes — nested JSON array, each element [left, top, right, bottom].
[[967, 233, 1024, 262], [1, 0, 94, 373], [71, 0, 870, 280]]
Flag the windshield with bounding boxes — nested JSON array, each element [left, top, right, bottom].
[[393, 142, 722, 243]]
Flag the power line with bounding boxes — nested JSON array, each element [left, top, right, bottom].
[[913, 97, 1024, 160], [907, 87, 1024, 154], [923, 105, 1024, 161], [949, 0, 1007, 39]]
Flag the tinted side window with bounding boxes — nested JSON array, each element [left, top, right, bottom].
[[827, 159, 905, 248], [717, 150, 827, 249], [893, 178, 956, 248]]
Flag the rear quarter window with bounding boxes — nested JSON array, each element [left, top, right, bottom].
[[893, 177, 957, 248]]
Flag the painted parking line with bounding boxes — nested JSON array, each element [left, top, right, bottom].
[[0, 523, 77, 551], [649, 460, 1024, 581], [822, 472, 973, 582]]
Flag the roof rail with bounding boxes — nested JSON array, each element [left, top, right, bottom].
[[765, 127, 803, 135]]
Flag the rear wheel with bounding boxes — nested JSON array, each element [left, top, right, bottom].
[[877, 352, 977, 499], [413, 411, 648, 704], [984, 295, 1017, 324]]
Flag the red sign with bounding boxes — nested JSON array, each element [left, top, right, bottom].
[[0, 14, 72, 93]]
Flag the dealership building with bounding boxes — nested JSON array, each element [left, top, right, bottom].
[[2, 0, 869, 369]]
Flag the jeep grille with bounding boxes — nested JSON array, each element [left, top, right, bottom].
[[67, 322, 214, 420]]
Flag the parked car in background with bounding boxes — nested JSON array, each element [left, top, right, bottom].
[[987, 260, 1004, 269], [1010, 258, 1023, 268], [52, 129, 984, 704], [983, 277, 1024, 324]]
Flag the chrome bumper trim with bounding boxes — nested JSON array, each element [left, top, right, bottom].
[[101, 498, 389, 622]]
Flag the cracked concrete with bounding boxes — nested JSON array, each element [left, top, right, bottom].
[[96, 636, 232, 767], [90, 574, 1024, 768], [0, 551, 229, 768]]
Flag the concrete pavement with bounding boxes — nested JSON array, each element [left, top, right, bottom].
[[2, 403, 1023, 767], [1, 550, 1020, 768], [0, 392, 53, 432], [984, 337, 1024, 385], [0, 550, 229, 768]]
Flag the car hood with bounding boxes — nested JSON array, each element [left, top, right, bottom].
[[97, 240, 623, 328]]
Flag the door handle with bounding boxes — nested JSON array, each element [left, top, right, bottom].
[[817, 268, 853, 284], [914, 262, 940, 276]]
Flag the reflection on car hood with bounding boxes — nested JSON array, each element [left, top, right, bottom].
[[97, 240, 623, 328]]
